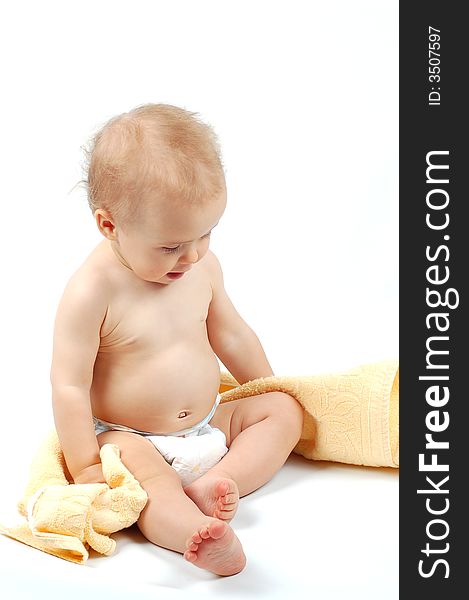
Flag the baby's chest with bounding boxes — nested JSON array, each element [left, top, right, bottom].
[[100, 276, 212, 351]]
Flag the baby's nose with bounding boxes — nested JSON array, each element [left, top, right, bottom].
[[179, 246, 199, 264]]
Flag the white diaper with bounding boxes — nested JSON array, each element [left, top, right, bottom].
[[94, 394, 228, 487], [146, 424, 228, 487]]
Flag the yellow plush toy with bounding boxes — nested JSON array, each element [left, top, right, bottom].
[[0, 433, 147, 564]]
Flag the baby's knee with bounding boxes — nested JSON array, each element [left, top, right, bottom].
[[271, 392, 304, 434]]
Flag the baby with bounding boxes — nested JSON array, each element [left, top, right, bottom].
[[50, 104, 303, 576]]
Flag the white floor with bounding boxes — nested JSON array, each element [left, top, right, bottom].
[[1, 453, 398, 600]]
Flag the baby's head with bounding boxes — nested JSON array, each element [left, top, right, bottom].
[[83, 103, 227, 284]]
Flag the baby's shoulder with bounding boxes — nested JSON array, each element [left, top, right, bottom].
[[201, 249, 225, 289], [200, 250, 223, 280], [59, 244, 114, 309]]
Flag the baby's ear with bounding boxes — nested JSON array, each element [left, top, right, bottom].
[[95, 209, 117, 240]]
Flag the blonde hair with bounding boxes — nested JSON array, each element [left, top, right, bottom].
[[81, 103, 226, 227]]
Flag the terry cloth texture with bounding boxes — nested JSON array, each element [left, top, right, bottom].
[[218, 360, 399, 468], [0, 432, 147, 564]]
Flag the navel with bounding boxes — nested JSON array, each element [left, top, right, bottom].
[[178, 411, 190, 419]]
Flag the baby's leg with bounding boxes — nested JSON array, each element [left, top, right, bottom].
[[185, 392, 303, 519], [97, 431, 246, 576]]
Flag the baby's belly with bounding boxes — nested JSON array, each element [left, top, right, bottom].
[[90, 343, 222, 433]]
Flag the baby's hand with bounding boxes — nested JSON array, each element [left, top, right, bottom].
[[73, 462, 106, 485]]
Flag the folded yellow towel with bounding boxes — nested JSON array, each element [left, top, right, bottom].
[[218, 360, 399, 468], [0, 431, 147, 564]]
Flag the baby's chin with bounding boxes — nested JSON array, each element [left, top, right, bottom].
[[126, 268, 169, 284], [140, 272, 179, 285]]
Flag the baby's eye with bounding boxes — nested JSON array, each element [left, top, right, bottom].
[[162, 246, 180, 254]]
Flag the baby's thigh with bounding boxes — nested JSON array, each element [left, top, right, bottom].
[[97, 430, 180, 486], [210, 392, 301, 447]]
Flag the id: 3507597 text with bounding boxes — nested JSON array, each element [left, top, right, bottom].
[[428, 26, 441, 106]]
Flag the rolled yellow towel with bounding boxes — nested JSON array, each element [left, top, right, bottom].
[[219, 360, 399, 468]]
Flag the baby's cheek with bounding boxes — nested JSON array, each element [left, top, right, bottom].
[[199, 239, 211, 259]]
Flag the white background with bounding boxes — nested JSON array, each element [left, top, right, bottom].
[[0, 1, 398, 598]]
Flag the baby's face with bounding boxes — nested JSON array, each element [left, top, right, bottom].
[[104, 193, 226, 284]]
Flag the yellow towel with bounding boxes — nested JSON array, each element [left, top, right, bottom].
[[0, 431, 147, 564], [218, 360, 399, 468]]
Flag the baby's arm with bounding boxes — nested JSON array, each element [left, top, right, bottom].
[[50, 270, 109, 484], [205, 251, 275, 384]]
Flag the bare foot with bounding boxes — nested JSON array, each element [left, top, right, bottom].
[[184, 476, 240, 522], [183, 520, 246, 576]]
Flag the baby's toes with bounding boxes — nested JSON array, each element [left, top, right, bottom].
[[217, 499, 234, 512], [216, 480, 230, 493], [184, 550, 197, 562], [215, 505, 235, 521], [222, 492, 238, 504], [191, 531, 203, 544], [186, 540, 199, 552]]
